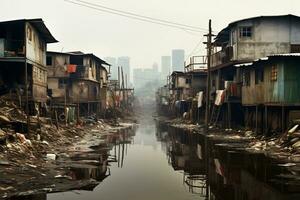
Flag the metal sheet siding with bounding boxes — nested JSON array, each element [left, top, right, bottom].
[[284, 61, 300, 103], [264, 63, 284, 103]]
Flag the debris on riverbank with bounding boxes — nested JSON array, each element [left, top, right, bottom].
[[155, 116, 300, 165], [0, 98, 137, 199], [155, 116, 300, 199]]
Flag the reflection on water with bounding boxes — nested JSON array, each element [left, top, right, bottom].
[[156, 125, 207, 198], [9, 115, 300, 200], [6, 194, 47, 200], [45, 117, 204, 200]]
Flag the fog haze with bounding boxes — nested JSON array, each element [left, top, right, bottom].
[[0, 0, 298, 69]]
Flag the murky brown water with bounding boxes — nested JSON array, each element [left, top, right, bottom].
[[46, 116, 205, 200], [7, 109, 300, 200]]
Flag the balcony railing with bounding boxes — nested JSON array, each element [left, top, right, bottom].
[[0, 39, 25, 58], [184, 56, 207, 72], [69, 65, 98, 82], [211, 46, 233, 68]]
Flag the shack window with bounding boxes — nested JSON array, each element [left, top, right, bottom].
[[239, 27, 252, 38], [58, 78, 67, 89], [243, 70, 251, 86], [255, 67, 264, 84], [46, 56, 52, 66], [271, 66, 278, 81]]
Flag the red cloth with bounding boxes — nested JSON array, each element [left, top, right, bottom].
[[67, 64, 77, 73]]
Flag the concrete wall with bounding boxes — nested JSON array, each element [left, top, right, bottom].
[[229, 17, 300, 61]]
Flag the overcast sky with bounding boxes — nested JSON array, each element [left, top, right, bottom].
[[0, 0, 298, 70]]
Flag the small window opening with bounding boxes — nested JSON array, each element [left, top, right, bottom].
[[239, 27, 252, 38]]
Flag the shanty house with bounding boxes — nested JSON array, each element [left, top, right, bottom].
[[46, 51, 109, 118], [184, 55, 207, 122], [0, 19, 57, 114], [210, 14, 300, 128], [169, 71, 192, 101], [240, 54, 300, 134], [169, 66, 207, 120]]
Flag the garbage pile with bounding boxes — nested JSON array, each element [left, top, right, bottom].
[[245, 124, 300, 162], [277, 125, 300, 155], [0, 99, 27, 123], [0, 99, 81, 164]]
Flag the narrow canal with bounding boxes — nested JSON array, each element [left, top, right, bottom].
[[7, 109, 300, 200], [47, 114, 206, 200]]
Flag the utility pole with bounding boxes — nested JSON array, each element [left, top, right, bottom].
[[117, 66, 120, 108], [204, 19, 213, 130], [121, 67, 125, 108], [118, 66, 120, 89], [64, 83, 67, 125], [125, 74, 128, 107]]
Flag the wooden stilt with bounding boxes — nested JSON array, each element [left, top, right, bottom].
[[281, 104, 285, 134], [228, 102, 231, 129], [255, 105, 258, 134], [264, 106, 268, 136]]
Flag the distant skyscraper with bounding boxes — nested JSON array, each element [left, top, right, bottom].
[[133, 68, 144, 87], [104, 57, 117, 79], [161, 56, 171, 77], [172, 49, 185, 72], [117, 57, 131, 84], [133, 66, 161, 89], [152, 62, 158, 73]]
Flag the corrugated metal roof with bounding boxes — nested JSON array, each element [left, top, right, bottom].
[[269, 53, 300, 57], [0, 18, 58, 43], [254, 57, 268, 62], [234, 63, 253, 68], [235, 53, 300, 68]]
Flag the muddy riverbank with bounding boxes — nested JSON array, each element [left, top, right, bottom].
[[156, 116, 300, 199], [0, 116, 137, 199]]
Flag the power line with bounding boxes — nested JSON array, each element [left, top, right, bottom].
[[64, 0, 208, 33], [75, 0, 208, 32]]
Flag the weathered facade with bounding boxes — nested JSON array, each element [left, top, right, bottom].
[[212, 14, 300, 69], [164, 58, 207, 121], [209, 15, 300, 129], [46, 51, 109, 118], [240, 54, 300, 134], [0, 19, 57, 114]]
